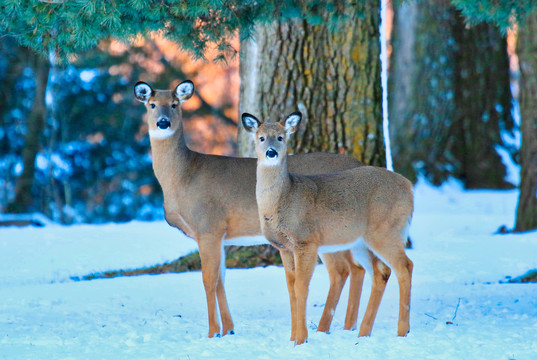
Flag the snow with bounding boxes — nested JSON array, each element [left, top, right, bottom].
[[1, 180, 537, 359]]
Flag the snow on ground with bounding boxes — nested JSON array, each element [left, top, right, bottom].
[[1, 180, 537, 360]]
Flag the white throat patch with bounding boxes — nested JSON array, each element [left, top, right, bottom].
[[148, 128, 176, 139], [260, 157, 280, 167]]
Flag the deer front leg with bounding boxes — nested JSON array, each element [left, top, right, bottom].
[[216, 245, 234, 335], [293, 245, 319, 345], [198, 235, 223, 338], [280, 250, 297, 342]]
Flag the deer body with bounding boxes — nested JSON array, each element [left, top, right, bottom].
[[244, 112, 414, 345], [135, 81, 364, 338]]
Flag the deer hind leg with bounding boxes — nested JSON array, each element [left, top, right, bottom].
[[344, 257, 366, 330], [358, 254, 391, 336], [280, 250, 297, 342], [293, 245, 319, 345], [317, 251, 351, 333], [367, 233, 413, 337], [198, 234, 225, 338], [216, 245, 234, 336]]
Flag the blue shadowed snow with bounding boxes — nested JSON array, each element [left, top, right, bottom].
[[0, 180, 536, 359]]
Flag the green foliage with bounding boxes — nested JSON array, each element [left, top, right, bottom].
[[0, 0, 364, 63], [451, 0, 536, 31]]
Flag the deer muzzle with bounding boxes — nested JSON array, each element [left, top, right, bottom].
[[157, 118, 171, 130], [266, 148, 278, 159]]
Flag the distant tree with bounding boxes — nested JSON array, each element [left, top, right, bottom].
[[514, 10, 537, 232], [451, 0, 537, 231], [390, 0, 514, 188], [5, 51, 50, 213]]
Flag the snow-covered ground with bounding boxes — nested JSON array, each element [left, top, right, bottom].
[[1, 180, 537, 359]]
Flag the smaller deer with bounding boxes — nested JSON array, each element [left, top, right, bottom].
[[243, 112, 414, 345]]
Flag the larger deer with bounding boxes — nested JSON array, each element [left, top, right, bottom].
[[242, 111, 414, 345], [134, 81, 367, 338]]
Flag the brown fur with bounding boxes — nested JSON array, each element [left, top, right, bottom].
[[246, 113, 414, 345], [135, 82, 364, 338]]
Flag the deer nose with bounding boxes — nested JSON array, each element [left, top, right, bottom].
[[266, 148, 278, 159], [156, 118, 171, 129]]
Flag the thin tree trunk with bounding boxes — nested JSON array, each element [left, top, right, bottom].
[[6, 52, 50, 213], [515, 11, 537, 232], [238, 2, 384, 166]]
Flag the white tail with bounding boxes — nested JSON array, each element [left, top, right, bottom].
[[134, 81, 366, 338], [243, 112, 414, 345]]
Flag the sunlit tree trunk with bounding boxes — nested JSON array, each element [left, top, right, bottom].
[[6, 52, 50, 213], [515, 11, 537, 232], [238, 2, 384, 166]]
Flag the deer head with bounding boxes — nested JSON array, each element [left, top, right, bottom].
[[241, 111, 302, 166], [134, 80, 194, 139]]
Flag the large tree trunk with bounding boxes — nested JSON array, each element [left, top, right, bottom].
[[389, 0, 513, 188], [236, 3, 383, 263], [6, 52, 50, 213], [515, 11, 537, 232], [238, 2, 384, 166], [451, 12, 513, 189]]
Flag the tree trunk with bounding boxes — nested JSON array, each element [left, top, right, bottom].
[[236, 3, 383, 264], [389, 0, 457, 184], [389, 1, 513, 188], [515, 11, 537, 232], [451, 12, 513, 189], [238, 2, 384, 166], [6, 52, 50, 213]]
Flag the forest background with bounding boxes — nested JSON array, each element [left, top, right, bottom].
[[0, 0, 535, 237]]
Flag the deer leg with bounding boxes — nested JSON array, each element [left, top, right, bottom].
[[344, 259, 366, 331], [293, 245, 319, 345], [317, 252, 349, 333], [359, 256, 391, 336], [280, 250, 297, 342], [198, 235, 223, 338], [216, 245, 234, 336], [367, 237, 413, 336]]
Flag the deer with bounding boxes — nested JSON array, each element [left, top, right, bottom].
[[242, 111, 414, 345], [134, 80, 368, 339]]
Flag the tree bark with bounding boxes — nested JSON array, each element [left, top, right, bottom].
[[6, 52, 50, 213], [515, 11, 537, 232], [238, 2, 384, 166]]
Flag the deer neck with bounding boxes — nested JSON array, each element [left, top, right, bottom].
[[256, 157, 291, 214], [149, 122, 192, 191]]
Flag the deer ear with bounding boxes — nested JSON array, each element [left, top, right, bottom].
[[283, 111, 302, 134], [241, 113, 261, 133], [176, 80, 194, 103], [134, 82, 153, 103]]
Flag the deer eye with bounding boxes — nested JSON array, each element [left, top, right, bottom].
[[150, 104, 156, 109], [171, 103, 177, 109], [277, 136, 283, 141], [259, 136, 265, 142]]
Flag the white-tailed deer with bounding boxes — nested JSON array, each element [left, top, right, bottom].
[[243, 111, 414, 345], [134, 81, 365, 338]]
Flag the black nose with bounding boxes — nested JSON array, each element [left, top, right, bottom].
[[266, 148, 278, 159], [157, 118, 170, 129]]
